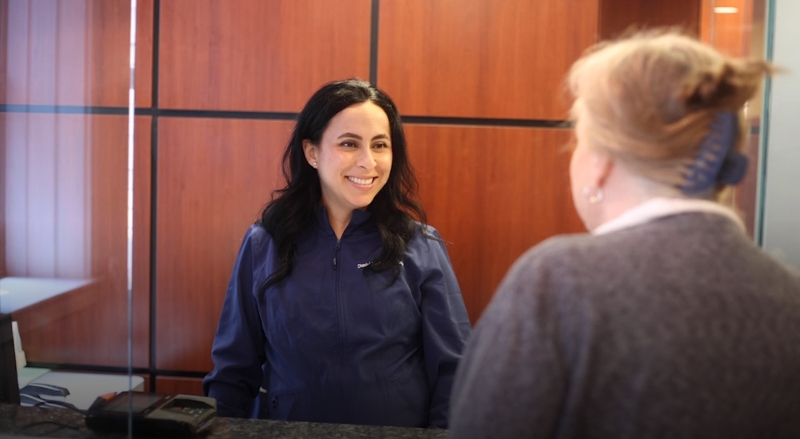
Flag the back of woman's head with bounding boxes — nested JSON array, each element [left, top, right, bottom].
[[568, 29, 772, 195]]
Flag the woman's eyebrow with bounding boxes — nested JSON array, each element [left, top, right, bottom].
[[336, 133, 390, 141]]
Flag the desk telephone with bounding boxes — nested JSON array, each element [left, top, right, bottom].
[[85, 391, 216, 438]]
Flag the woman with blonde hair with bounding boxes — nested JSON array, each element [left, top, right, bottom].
[[448, 30, 800, 438]]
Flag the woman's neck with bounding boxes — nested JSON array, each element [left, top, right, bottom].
[[325, 207, 353, 239], [595, 168, 687, 230]]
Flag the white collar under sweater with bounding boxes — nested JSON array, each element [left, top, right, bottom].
[[591, 197, 746, 236]]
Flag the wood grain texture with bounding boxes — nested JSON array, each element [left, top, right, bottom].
[[7, 0, 764, 385], [12, 280, 101, 362], [132, 117, 153, 369], [6, 115, 151, 367], [155, 117, 292, 371], [599, 0, 701, 39], [0, 0, 153, 107], [377, 0, 599, 119], [700, 0, 751, 56], [85, 114, 151, 367], [155, 376, 204, 396], [405, 125, 586, 323], [158, 0, 371, 111]]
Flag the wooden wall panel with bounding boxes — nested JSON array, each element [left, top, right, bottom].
[[599, 0, 701, 39], [5, 0, 682, 382], [156, 377, 204, 397], [700, 0, 751, 56], [158, 0, 371, 112], [6, 114, 151, 367], [132, 117, 153, 369], [377, 0, 598, 120], [88, 115, 153, 368], [0, 0, 153, 107], [406, 125, 586, 323], [156, 118, 292, 371], [86, 0, 155, 107]]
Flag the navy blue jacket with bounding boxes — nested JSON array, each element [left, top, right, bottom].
[[203, 207, 471, 428]]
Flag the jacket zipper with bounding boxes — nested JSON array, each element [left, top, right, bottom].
[[333, 238, 352, 421], [333, 239, 340, 269]]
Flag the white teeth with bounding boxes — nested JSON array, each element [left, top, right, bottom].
[[348, 176, 374, 185]]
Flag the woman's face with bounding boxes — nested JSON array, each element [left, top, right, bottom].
[[304, 101, 393, 220]]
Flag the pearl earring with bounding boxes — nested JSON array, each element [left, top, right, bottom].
[[582, 186, 604, 204]]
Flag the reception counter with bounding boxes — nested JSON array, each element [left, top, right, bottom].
[[0, 404, 448, 439]]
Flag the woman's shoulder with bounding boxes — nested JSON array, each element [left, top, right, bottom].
[[522, 232, 595, 258], [407, 222, 447, 251], [245, 222, 267, 239], [417, 222, 443, 240], [398, 223, 450, 269], [242, 222, 277, 251], [504, 233, 599, 284]]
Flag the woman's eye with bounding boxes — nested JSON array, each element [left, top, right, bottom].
[[373, 142, 390, 149], [340, 141, 357, 148]]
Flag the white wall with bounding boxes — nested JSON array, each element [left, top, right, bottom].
[[761, 0, 800, 270]]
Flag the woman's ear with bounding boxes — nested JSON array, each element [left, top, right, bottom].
[[302, 140, 318, 168], [590, 149, 613, 188]]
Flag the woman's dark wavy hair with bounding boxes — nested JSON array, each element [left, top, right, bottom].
[[259, 78, 427, 291]]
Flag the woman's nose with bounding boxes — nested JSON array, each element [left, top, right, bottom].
[[357, 148, 377, 169]]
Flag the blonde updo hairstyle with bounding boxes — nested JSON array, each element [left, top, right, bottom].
[[568, 29, 772, 198]]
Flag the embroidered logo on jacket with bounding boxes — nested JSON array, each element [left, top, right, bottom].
[[357, 261, 403, 269]]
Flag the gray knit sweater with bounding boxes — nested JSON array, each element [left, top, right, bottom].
[[449, 212, 800, 439]]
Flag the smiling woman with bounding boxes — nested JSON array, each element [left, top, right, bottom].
[[202, 78, 472, 429], [302, 101, 394, 237]]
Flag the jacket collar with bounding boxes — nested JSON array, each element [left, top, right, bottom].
[[592, 197, 745, 236], [314, 205, 374, 237]]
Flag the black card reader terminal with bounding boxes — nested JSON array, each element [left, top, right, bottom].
[[85, 391, 216, 438]]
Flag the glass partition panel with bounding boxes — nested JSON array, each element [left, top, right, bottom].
[[700, 0, 769, 240], [0, 1, 146, 434], [758, 0, 800, 269]]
